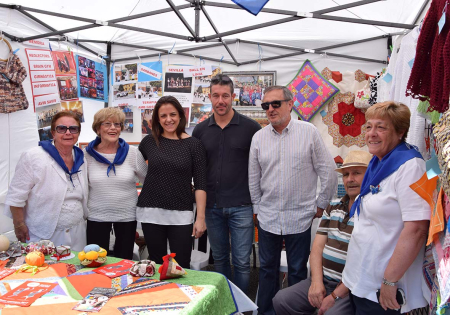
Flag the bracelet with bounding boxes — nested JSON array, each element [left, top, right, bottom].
[[331, 291, 341, 301], [14, 222, 26, 230], [382, 277, 398, 286]]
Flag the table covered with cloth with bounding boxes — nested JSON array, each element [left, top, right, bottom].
[[0, 253, 239, 314]]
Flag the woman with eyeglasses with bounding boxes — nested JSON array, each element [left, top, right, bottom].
[[5, 111, 88, 251], [84, 107, 147, 259]]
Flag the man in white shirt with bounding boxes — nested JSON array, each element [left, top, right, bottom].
[[249, 86, 337, 315]]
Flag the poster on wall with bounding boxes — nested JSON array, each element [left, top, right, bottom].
[[223, 71, 276, 106], [77, 55, 108, 102], [36, 103, 62, 141], [119, 105, 133, 133], [113, 83, 137, 107], [137, 61, 163, 108], [61, 100, 84, 122], [163, 65, 193, 107], [192, 66, 221, 104], [190, 103, 212, 126], [51, 51, 78, 102], [25, 48, 60, 110], [141, 108, 154, 136], [114, 63, 138, 84]]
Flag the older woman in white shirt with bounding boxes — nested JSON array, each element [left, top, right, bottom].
[[339, 101, 430, 314], [84, 108, 147, 260], [5, 111, 88, 251]]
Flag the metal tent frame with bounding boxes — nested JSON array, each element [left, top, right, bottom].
[[0, 0, 429, 67]]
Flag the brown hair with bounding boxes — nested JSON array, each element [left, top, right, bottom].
[[365, 101, 410, 141], [51, 111, 81, 132], [151, 96, 186, 145], [92, 107, 125, 134]]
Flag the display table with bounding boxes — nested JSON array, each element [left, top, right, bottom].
[[0, 253, 241, 314]]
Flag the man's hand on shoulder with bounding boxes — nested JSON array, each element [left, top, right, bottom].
[[308, 281, 326, 308], [314, 207, 324, 219]]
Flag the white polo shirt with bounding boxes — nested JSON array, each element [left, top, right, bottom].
[[342, 157, 430, 313]]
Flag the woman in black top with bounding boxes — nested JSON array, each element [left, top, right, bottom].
[[137, 96, 207, 268]]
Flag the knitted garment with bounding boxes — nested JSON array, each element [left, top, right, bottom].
[[0, 53, 29, 114], [406, 0, 450, 113]]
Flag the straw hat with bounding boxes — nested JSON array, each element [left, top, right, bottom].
[[335, 150, 372, 173]]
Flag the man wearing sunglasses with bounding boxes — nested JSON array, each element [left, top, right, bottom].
[[192, 74, 261, 294], [249, 86, 337, 315]]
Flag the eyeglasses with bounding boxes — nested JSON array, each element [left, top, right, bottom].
[[260, 100, 291, 110], [101, 122, 122, 129], [55, 125, 80, 134]]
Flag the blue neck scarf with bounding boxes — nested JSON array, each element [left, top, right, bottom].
[[39, 140, 84, 184], [349, 142, 423, 218], [85, 137, 129, 177]]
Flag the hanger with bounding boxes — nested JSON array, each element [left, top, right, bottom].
[[0, 32, 13, 62]]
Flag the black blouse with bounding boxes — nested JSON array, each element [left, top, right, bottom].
[[138, 135, 207, 211]]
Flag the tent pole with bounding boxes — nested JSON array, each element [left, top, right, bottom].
[[20, 25, 102, 42], [165, 0, 197, 40], [312, 15, 415, 29], [200, 6, 240, 65], [17, 5, 97, 23], [114, 51, 236, 64], [108, 23, 191, 41], [194, 0, 200, 39], [413, 0, 430, 25], [105, 42, 112, 108]]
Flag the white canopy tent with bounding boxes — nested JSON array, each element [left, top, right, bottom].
[[0, 0, 429, 235]]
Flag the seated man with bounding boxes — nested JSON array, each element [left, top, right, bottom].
[[273, 150, 372, 315]]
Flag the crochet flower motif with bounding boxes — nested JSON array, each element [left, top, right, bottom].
[[357, 91, 365, 98], [333, 102, 366, 137]]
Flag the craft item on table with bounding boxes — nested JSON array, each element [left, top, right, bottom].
[[129, 260, 156, 277], [24, 240, 55, 255], [93, 260, 134, 278], [0, 39, 29, 114], [8, 255, 25, 268], [0, 259, 8, 268], [78, 244, 107, 267], [50, 245, 73, 261], [433, 109, 450, 199], [0, 235, 10, 251], [354, 81, 371, 109], [0, 280, 57, 307], [72, 287, 116, 312], [0, 241, 22, 261], [323, 92, 367, 148], [111, 274, 134, 292], [286, 60, 339, 121], [158, 253, 187, 280], [113, 278, 172, 297], [0, 268, 15, 280], [15, 251, 48, 275]]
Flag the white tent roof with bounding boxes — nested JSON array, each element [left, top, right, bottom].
[[0, 0, 428, 64]]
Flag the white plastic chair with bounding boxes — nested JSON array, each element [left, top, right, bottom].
[[190, 236, 210, 270]]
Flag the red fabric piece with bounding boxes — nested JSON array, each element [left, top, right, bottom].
[[332, 102, 366, 137], [331, 71, 342, 83], [406, 0, 450, 113]]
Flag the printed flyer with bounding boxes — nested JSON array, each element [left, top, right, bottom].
[[93, 260, 134, 278], [72, 287, 116, 312], [0, 281, 57, 307]]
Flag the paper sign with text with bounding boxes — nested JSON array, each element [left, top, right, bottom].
[[23, 38, 50, 49], [139, 64, 162, 80], [26, 49, 53, 61], [183, 65, 212, 78], [34, 93, 61, 108]]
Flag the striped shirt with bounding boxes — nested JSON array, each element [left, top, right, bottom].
[[249, 118, 337, 235], [317, 195, 354, 282]]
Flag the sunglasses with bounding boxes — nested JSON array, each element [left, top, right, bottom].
[[260, 99, 291, 110], [55, 125, 80, 134]]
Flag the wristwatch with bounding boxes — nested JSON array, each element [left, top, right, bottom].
[[331, 291, 341, 301]]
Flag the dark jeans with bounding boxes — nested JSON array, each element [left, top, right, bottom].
[[205, 204, 254, 294], [141, 223, 193, 269], [350, 293, 401, 315], [86, 220, 137, 260], [257, 224, 311, 315]]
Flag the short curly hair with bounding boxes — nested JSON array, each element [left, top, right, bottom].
[[365, 101, 410, 142], [92, 107, 125, 134]]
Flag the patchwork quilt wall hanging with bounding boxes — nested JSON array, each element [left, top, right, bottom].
[[286, 60, 339, 121], [322, 92, 367, 148]]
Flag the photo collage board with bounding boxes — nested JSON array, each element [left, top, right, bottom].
[[76, 55, 108, 102]]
